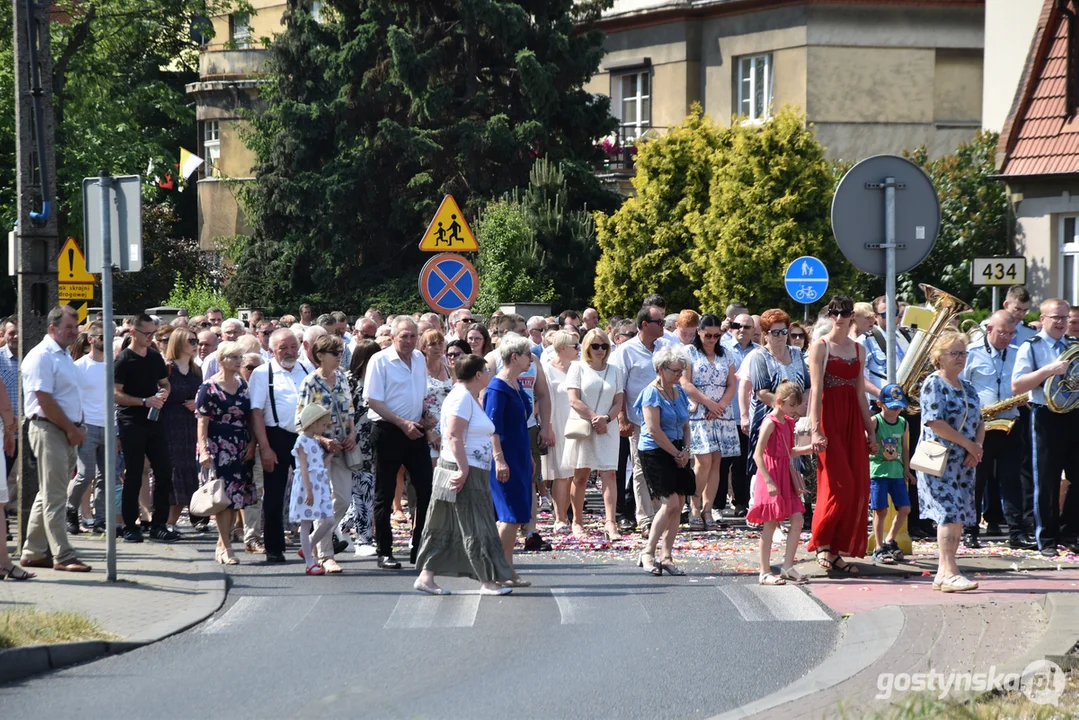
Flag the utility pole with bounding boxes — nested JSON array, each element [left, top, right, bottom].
[[13, 0, 59, 546]]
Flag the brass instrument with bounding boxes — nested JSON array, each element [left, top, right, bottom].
[[981, 392, 1031, 433], [1046, 344, 1079, 413], [896, 284, 972, 414]]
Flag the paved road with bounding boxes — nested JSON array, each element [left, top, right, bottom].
[[1, 550, 840, 719]]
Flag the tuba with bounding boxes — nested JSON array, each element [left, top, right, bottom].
[[896, 284, 972, 415], [1046, 343, 1079, 413], [981, 392, 1031, 433]]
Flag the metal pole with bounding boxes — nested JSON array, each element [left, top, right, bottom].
[[884, 176, 897, 384], [804, 304, 808, 323], [992, 286, 1000, 312], [99, 172, 117, 582]]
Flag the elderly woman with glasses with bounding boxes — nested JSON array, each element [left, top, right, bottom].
[[917, 331, 984, 592], [806, 295, 877, 575], [163, 328, 203, 531], [680, 314, 738, 530], [486, 333, 535, 588], [196, 340, 257, 565], [634, 346, 695, 576], [295, 334, 356, 573], [564, 328, 625, 540]]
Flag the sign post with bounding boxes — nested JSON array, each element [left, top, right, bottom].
[[418, 195, 480, 325], [784, 256, 829, 323], [84, 172, 141, 582]]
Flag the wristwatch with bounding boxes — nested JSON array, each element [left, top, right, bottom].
[[603, 414, 612, 422], [140, 397, 146, 407]]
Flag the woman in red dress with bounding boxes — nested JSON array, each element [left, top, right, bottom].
[[806, 295, 878, 573]]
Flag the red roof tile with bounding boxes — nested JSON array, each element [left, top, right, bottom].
[[998, 0, 1079, 177]]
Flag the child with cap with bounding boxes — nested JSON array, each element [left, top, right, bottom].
[[869, 383, 914, 564], [290, 403, 337, 575]]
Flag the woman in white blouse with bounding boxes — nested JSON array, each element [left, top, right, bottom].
[[542, 331, 579, 534], [565, 329, 625, 541]]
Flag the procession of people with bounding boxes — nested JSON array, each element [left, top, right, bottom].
[[3, 283, 1078, 598]]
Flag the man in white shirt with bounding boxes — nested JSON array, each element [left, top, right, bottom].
[[66, 321, 111, 535], [19, 306, 90, 572], [611, 304, 665, 533], [249, 329, 313, 563], [195, 330, 217, 368], [445, 308, 476, 343], [200, 318, 245, 378], [364, 317, 434, 569]]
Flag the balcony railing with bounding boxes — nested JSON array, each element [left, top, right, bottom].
[[199, 49, 270, 79], [594, 125, 668, 172]]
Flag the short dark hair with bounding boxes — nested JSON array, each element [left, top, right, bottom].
[[636, 304, 661, 329], [133, 313, 154, 327], [643, 293, 666, 310], [1006, 285, 1031, 304], [558, 310, 580, 325], [300, 303, 313, 312], [826, 295, 854, 315], [47, 305, 78, 328], [205, 306, 223, 315], [455, 354, 487, 382]]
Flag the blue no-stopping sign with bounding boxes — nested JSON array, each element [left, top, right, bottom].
[[784, 256, 829, 305]]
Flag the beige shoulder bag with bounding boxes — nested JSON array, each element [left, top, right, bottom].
[[909, 374, 968, 478]]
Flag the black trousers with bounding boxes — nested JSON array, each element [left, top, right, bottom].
[[1031, 406, 1079, 549], [372, 421, 432, 559], [719, 427, 750, 509], [119, 420, 172, 530], [1015, 406, 1036, 528], [616, 435, 634, 520], [967, 425, 1027, 538], [262, 426, 298, 556]]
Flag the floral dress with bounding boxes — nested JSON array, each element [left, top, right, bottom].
[[295, 368, 355, 443], [424, 370, 453, 459], [915, 372, 981, 526], [685, 345, 740, 457], [341, 372, 375, 544], [195, 378, 256, 510]]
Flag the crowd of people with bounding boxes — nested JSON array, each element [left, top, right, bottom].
[[3, 285, 1079, 597]]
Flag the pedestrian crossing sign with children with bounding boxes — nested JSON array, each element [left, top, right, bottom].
[[418, 195, 479, 252]]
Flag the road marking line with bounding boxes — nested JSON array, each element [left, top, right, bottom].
[[288, 596, 321, 632], [383, 594, 480, 629], [550, 588, 650, 625], [717, 584, 831, 622], [199, 596, 274, 634]]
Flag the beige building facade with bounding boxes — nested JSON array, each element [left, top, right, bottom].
[[587, 0, 985, 161]]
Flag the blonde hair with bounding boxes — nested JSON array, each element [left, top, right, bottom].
[[420, 328, 445, 352], [581, 328, 612, 364], [165, 328, 195, 363], [930, 330, 967, 368], [551, 330, 578, 353], [853, 302, 875, 319], [774, 380, 803, 407], [215, 340, 244, 363], [279, 314, 297, 327]]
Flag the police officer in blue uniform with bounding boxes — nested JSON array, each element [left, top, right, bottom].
[[1011, 299, 1079, 557], [964, 310, 1036, 549]]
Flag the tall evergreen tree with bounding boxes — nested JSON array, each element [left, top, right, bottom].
[[232, 0, 617, 312]]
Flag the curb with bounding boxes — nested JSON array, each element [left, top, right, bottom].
[[707, 604, 905, 720], [0, 542, 226, 684], [994, 592, 1079, 677]]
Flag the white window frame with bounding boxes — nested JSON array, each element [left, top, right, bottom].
[[1061, 215, 1079, 305], [737, 53, 773, 123], [203, 120, 221, 177], [230, 13, 251, 49], [612, 70, 651, 140]]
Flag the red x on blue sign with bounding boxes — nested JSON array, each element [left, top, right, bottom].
[[418, 253, 479, 314]]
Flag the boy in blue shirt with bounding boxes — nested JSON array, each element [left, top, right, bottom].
[[870, 384, 915, 564]]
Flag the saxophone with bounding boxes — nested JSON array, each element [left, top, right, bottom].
[[981, 392, 1032, 434]]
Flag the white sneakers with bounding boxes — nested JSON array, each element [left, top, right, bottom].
[[355, 543, 377, 557]]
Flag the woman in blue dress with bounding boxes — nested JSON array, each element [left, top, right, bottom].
[[916, 330, 984, 593], [485, 334, 534, 588]]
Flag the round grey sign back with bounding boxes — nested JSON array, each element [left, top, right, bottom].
[[831, 155, 940, 276]]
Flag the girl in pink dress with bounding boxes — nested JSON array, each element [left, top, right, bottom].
[[748, 382, 814, 586]]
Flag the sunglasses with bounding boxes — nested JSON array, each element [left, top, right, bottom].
[[258, 330, 272, 336], [89, 334, 103, 340], [828, 309, 854, 318], [243, 364, 259, 372], [590, 343, 610, 351], [446, 351, 463, 359], [767, 328, 789, 337], [662, 365, 684, 374], [789, 333, 806, 340], [186, 338, 198, 346], [323, 350, 342, 357], [730, 322, 750, 330], [134, 328, 155, 337], [701, 332, 722, 340]]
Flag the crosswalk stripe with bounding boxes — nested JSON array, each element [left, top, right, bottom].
[[550, 588, 650, 625], [383, 594, 481, 629], [199, 596, 275, 634], [717, 583, 831, 622]]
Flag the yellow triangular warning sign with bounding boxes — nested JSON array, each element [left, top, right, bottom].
[[418, 195, 479, 252], [58, 237, 96, 283]]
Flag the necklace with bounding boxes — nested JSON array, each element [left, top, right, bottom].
[[656, 380, 676, 401]]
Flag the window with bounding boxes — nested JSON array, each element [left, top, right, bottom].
[[737, 53, 773, 122], [311, 1, 324, 22], [615, 71, 651, 139], [203, 120, 220, 177], [230, 13, 251, 49], [1063, 217, 1079, 305]]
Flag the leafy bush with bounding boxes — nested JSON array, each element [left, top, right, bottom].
[[165, 274, 233, 318], [474, 199, 555, 315]]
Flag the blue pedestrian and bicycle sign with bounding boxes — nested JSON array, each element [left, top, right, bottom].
[[419, 253, 479, 314], [784, 256, 829, 305]]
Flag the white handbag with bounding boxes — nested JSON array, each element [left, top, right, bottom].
[[190, 468, 231, 516], [910, 378, 968, 478], [565, 366, 610, 440]]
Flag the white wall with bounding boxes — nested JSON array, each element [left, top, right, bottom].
[[982, 0, 1042, 133]]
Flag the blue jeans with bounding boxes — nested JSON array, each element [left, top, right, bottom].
[[68, 423, 106, 524]]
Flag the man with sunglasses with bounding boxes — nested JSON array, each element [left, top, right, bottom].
[[1012, 298, 1079, 556], [114, 314, 177, 543], [613, 319, 637, 345], [67, 322, 112, 535], [526, 316, 546, 357], [718, 312, 759, 518], [256, 321, 275, 361], [445, 309, 474, 342]]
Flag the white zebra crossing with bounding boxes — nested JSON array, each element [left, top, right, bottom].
[[717, 583, 832, 622]]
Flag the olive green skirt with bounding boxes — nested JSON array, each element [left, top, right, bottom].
[[415, 460, 515, 583]]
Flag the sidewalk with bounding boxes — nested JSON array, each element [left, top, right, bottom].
[[0, 533, 225, 683]]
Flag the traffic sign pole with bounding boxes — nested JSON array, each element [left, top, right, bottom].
[[885, 176, 897, 384], [99, 172, 117, 583]]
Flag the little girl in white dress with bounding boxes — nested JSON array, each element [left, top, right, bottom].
[[290, 404, 336, 575]]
